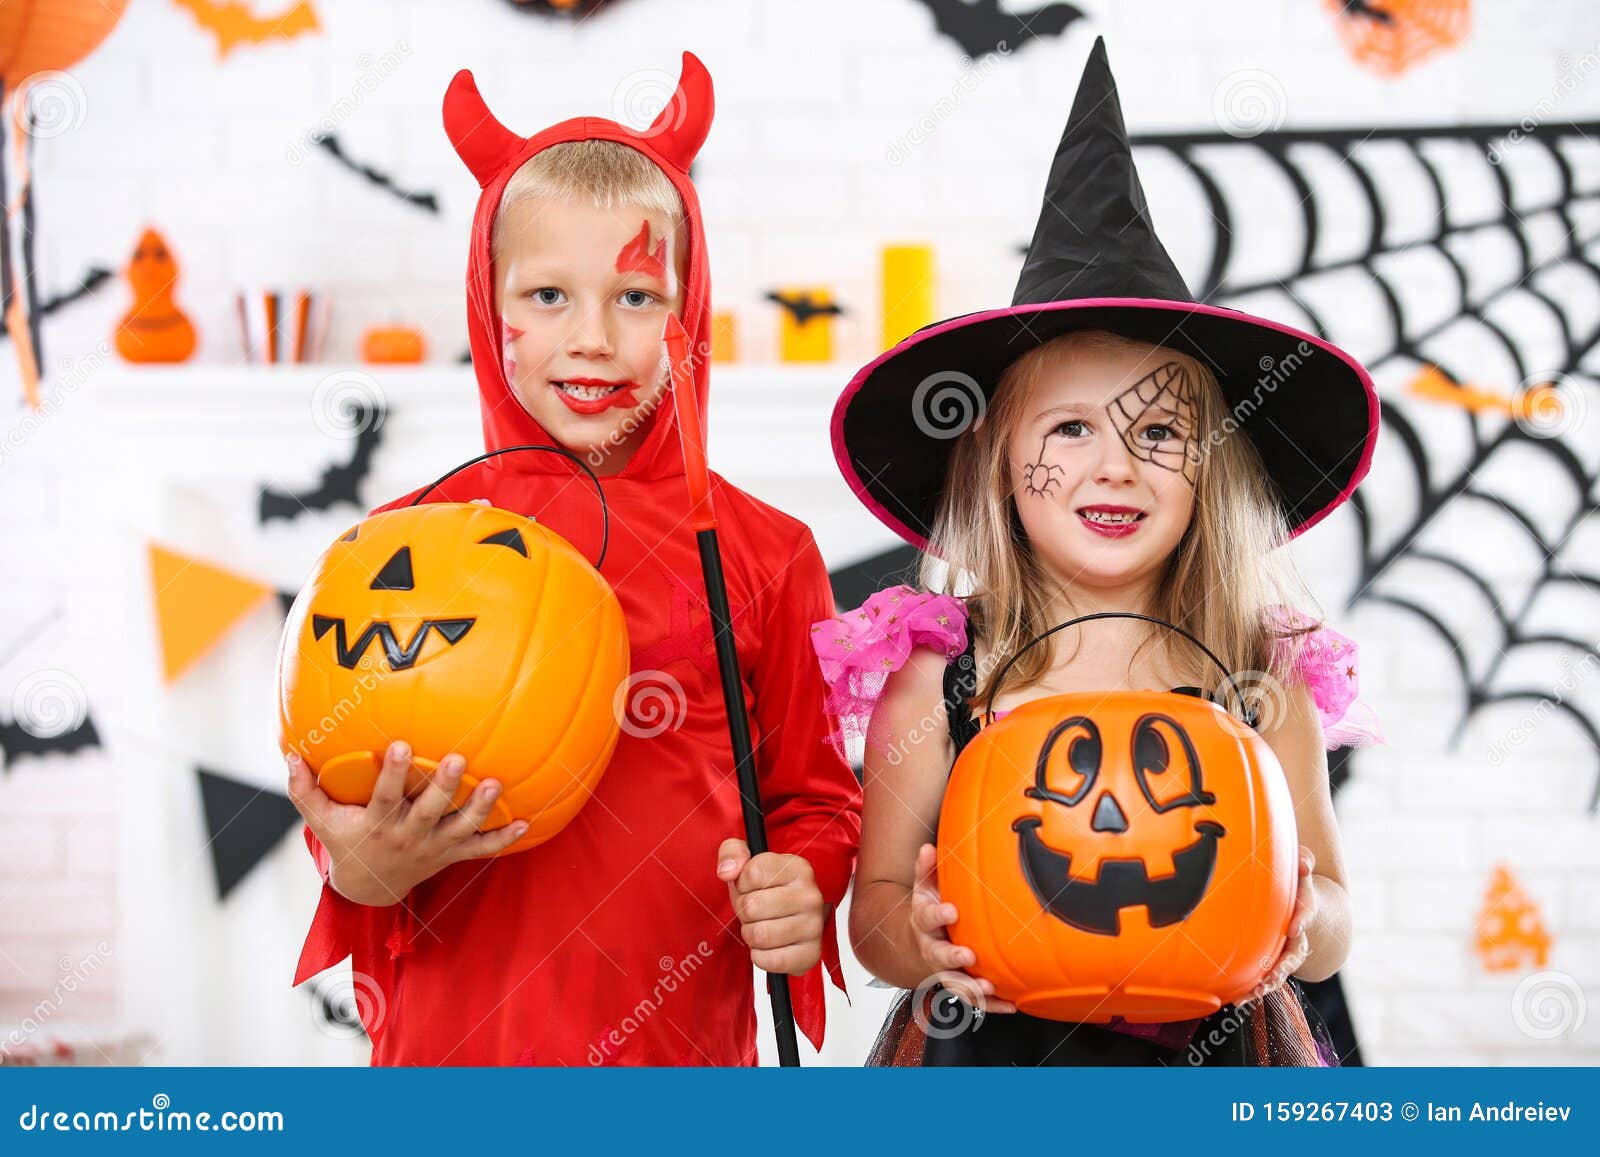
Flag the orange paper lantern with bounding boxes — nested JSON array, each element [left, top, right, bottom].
[[938, 617, 1297, 1022], [276, 488, 629, 856], [0, 0, 129, 87]]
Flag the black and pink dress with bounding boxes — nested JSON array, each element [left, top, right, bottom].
[[813, 585, 1381, 1067]]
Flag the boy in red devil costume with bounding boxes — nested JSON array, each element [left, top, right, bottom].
[[284, 53, 862, 1065]]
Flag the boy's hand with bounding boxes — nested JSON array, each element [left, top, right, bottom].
[[286, 740, 528, 907], [716, 838, 826, 975]]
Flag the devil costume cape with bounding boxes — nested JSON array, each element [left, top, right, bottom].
[[291, 53, 862, 1066]]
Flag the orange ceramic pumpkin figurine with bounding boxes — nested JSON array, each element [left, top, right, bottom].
[[361, 324, 427, 365], [115, 228, 197, 363], [276, 447, 630, 855], [938, 614, 1298, 1023]]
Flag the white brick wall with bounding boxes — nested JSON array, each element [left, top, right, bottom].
[[2, 0, 1597, 1065]]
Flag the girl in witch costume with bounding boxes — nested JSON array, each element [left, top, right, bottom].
[[284, 54, 861, 1066], [818, 38, 1382, 1067]]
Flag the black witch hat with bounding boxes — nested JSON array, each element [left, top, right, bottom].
[[832, 37, 1378, 551]]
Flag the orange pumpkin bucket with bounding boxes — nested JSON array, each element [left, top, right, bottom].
[[275, 445, 630, 855], [938, 613, 1298, 1023]]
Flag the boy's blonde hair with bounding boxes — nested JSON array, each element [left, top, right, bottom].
[[924, 328, 1320, 713], [492, 140, 686, 265]]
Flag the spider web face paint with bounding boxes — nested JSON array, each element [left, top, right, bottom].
[[1106, 361, 1201, 486]]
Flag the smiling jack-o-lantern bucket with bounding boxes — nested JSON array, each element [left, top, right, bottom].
[[938, 612, 1298, 1023], [276, 445, 630, 856]]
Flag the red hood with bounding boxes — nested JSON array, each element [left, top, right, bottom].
[[444, 53, 714, 483]]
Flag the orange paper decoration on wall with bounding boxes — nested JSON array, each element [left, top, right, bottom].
[[1474, 864, 1552, 973], [149, 543, 275, 683], [1326, 0, 1470, 78], [276, 499, 630, 855], [0, 0, 129, 87]]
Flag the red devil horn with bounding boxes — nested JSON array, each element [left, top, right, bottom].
[[442, 69, 523, 188], [643, 52, 714, 171]]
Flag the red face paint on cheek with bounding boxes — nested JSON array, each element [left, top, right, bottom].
[[615, 221, 668, 282], [501, 322, 524, 384]]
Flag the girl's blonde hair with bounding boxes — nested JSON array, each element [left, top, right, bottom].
[[923, 328, 1320, 711], [492, 140, 685, 265]]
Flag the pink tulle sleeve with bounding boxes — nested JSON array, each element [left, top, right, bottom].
[[811, 584, 969, 760], [1270, 609, 1384, 749]]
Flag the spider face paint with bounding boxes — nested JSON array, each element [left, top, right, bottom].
[[1106, 361, 1201, 486], [1022, 435, 1065, 498]]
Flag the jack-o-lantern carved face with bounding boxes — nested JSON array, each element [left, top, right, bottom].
[[1012, 713, 1224, 935], [276, 503, 630, 855], [938, 690, 1298, 1023]]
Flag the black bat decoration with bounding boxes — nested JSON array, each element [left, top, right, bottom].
[[1342, 0, 1396, 25], [764, 289, 845, 326], [312, 133, 440, 215], [258, 400, 386, 523], [0, 267, 112, 345], [910, 0, 1087, 60], [1135, 115, 1600, 809], [498, 0, 624, 16], [0, 714, 101, 770]]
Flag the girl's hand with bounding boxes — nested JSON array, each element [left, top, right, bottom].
[[1244, 846, 1318, 1006], [717, 839, 827, 974], [909, 842, 1017, 1014], [286, 740, 529, 906]]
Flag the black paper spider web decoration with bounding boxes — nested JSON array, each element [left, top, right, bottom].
[[1130, 118, 1600, 810]]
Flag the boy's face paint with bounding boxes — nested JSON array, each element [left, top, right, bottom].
[[501, 322, 524, 387], [1007, 344, 1200, 598], [494, 197, 682, 476], [615, 221, 669, 282]]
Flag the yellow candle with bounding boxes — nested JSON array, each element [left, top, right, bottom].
[[710, 310, 738, 363], [776, 287, 834, 363], [881, 243, 935, 350]]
